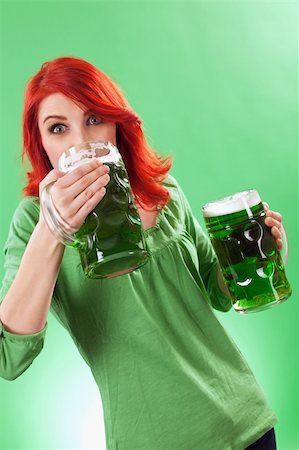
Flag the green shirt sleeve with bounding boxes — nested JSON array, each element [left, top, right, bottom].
[[0, 197, 48, 380], [172, 176, 232, 312]]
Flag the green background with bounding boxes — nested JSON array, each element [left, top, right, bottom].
[[0, 1, 298, 449]]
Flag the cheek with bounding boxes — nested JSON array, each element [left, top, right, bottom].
[[111, 126, 117, 145], [101, 123, 117, 145], [46, 153, 59, 170], [41, 138, 62, 169]]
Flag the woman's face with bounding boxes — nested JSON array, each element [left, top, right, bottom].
[[38, 93, 117, 169]]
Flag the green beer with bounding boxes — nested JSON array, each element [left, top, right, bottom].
[[41, 141, 149, 279], [202, 190, 292, 313]]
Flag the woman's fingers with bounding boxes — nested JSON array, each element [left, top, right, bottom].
[[55, 159, 103, 188], [39, 169, 65, 197], [66, 184, 108, 231], [263, 201, 282, 223], [270, 225, 282, 240], [52, 160, 109, 211], [264, 216, 282, 231], [263, 202, 282, 229], [67, 163, 109, 200], [263, 201, 284, 250], [68, 171, 110, 218], [276, 239, 283, 251], [40, 159, 112, 233], [266, 210, 282, 222]]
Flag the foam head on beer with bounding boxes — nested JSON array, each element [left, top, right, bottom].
[[202, 189, 261, 219]]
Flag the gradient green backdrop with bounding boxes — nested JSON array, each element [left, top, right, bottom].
[[0, 1, 298, 449]]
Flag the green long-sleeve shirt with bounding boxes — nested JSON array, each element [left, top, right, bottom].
[[0, 174, 277, 450]]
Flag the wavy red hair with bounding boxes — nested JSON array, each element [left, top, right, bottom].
[[21, 56, 173, 209]]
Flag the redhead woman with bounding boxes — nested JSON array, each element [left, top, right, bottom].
[[0, 56, 282, 450]]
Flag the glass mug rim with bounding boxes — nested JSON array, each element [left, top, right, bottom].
[[58, 140, 120, 173], [201, 188, 260, 218]]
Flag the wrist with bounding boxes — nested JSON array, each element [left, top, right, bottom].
[[217, 267, 231, 297], [36, 217, 65, 249]]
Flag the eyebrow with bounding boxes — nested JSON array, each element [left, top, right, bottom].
[[43, 115, 67, 124], [43, 110, 94, 125]]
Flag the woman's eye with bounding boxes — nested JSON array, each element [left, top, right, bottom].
[[48, 124, 66, 134], [88, 115, 102, 125], [48, 116, 102, 134]]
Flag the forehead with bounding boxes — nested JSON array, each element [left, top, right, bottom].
[[38, 93, 84, 118]]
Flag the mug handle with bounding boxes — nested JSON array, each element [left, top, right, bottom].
[[40, 180, 98, 249], [263, 201, 289, 266], [280, 223, 289, 265]]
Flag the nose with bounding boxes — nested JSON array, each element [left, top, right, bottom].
[[69, 127, 93, 148]]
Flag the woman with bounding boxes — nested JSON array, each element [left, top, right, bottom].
[[0, 56, 283, 450]]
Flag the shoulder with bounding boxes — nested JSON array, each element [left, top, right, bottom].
[[7, 196, 40, 237], [162, 173, 187, 206], [162, 173, 180, 189], [159, 173, 190, 226], [12, 195, 40, 221], [162, 173, 184, 198]]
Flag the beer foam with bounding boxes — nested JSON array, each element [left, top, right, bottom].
[[58, 141, 121, 173], [202, 189, 261, 218]]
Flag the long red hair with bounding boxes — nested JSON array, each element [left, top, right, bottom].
[[22, 56, 173, 209]]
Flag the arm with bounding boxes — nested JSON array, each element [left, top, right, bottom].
[[0, 198, 65, 380], [0, 161, 110, 380], [186, 216, 233, 312], [172, 176, 232, 312]]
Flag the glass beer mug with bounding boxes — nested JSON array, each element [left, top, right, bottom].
[[40, 140, 149, 279], [202, 189, 292, 313]]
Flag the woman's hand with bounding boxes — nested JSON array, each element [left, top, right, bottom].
[[263, 201, 283, 251], [39, 159, 110, 233]]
